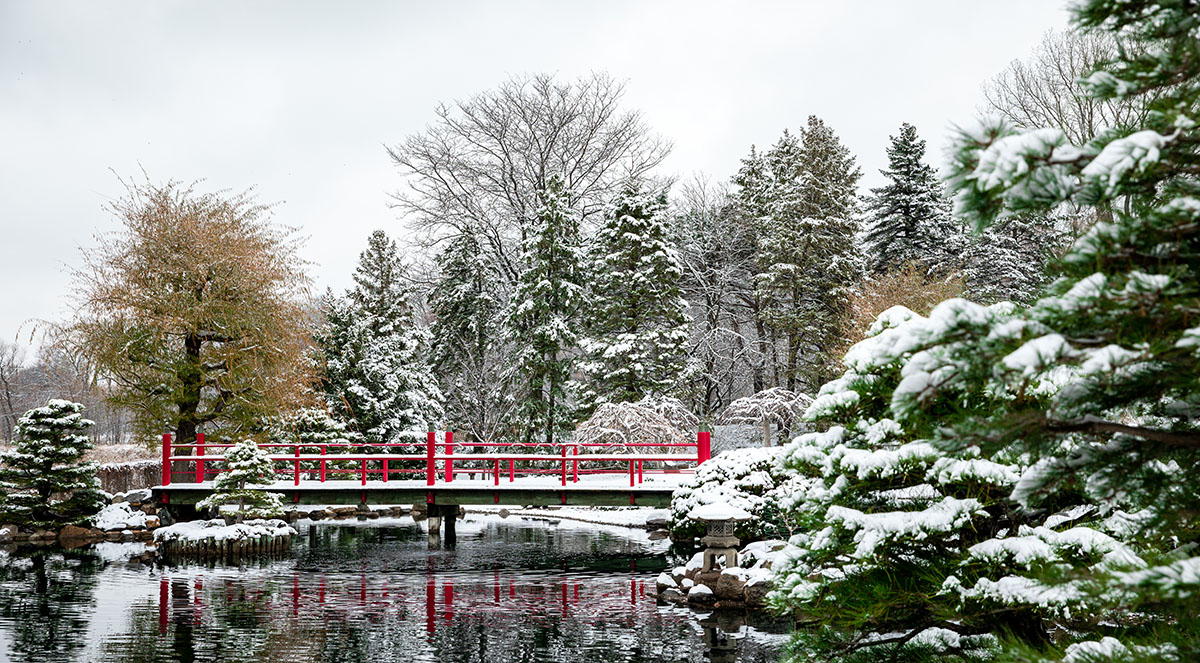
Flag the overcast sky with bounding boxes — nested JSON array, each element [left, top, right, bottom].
[[0, 1, 1071, 356]]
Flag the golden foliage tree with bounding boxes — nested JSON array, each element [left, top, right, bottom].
[[68, 179, 316, 445]]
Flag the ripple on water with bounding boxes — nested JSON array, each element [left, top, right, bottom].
[[0, 515, 788, 663]]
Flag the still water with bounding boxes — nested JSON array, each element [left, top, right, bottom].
[[0, 515, 788, 662]]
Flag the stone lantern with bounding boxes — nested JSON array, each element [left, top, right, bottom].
[[688, 502, 752, 572]]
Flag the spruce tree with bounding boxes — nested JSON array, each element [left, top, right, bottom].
[[317, 230, 443, 447], [0, 400, 104, 529], [504, 175, 585, 444], [197, 438, 284, 520], [959, 212, 1064, 304], [580, 182, 692, 410], [864, 123, 957, 274], [752, 119, 864, 392], [429, 231, 506, 440]]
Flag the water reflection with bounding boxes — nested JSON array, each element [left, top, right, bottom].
[[0, 516, 788, 662]]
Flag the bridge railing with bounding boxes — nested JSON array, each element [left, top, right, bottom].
[[160, 431, 713, 488]]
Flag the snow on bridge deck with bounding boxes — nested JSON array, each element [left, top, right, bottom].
[[153, 473, 690, 508]]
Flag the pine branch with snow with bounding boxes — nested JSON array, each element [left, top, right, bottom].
[[0, 399, 105, 529]]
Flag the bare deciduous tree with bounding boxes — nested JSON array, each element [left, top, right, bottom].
[[0, 340, 24, 441], [387, 72, 672, 285], [982, 29, 1148, 145]]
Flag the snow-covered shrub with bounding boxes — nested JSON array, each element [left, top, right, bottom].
[[0, 400, 105, 528], [769, 303, 1137, 662], [198, 439, 284, 520], [575, 397, 697, 447], [670, 446, 814, 541]]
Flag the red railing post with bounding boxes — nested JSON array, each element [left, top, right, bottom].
[[573, 445, 578, 483], [629, 460, 634, 487], [561, 445, 567, 487], [494, 459, 500, 486], [161, 432, 172, 486], [383, 458, 389, 483], [320, 445, 327, 482], [426, 432, 436, 486], [509, 459, 514, 482], [444, 431, 454, 482], [294, 444, 300, 486], [360, 458, 367, 486], [195, 432, 205, 483], [698, 431, 711, 465]]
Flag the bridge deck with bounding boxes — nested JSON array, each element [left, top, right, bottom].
[[153, 475, 686, 508]]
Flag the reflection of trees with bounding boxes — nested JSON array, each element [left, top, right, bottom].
[[0, 550, 101, 663], [0, 522, 789, 662]]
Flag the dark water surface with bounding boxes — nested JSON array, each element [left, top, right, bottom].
[[0, 515, 788, 662]]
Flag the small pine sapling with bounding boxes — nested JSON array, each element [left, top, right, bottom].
[[198, 439, 284, 520], [0, 399, 105, 529]]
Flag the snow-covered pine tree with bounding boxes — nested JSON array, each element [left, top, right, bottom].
[[579, 182, 692, 411], [755, 118, 864, 392], [317, 230, 443, 448], [0, 400, 104, 529], [197, 438, 284, 520], [927, 1, 1200, 658], [504, 175, 585, 444], [428, 231, 507, 441], [864, 122, 959, 274], [959, 212, 1064, 304]]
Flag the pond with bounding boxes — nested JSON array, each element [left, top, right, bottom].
[[0, 514, 790, 662]]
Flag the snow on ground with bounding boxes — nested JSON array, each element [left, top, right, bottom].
[[92, 503, 149, 531], [468, 505, 669, 529], [154, 518, 296, 543]]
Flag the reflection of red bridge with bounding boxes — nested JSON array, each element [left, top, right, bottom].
[[156, 563, 653, 636], [154, 432, 712, 510]]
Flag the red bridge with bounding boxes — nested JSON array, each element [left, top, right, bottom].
[[152, 431, 712, 514]]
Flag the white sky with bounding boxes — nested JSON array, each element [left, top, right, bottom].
[[0, 1, 1072, 355]]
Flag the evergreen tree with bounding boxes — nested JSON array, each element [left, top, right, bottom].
[[428, 231, 507, 441], [771, 3, 1200, 661], [0, 400, 104, 529], [750, 119, 864, 392], [580, 182, 693, 410], [504, 175, 585, 443], [960, 212, 1064, 304], [197, 438, 284, 520], [317, 230, 443, 447], [864, 123, 958, 274]]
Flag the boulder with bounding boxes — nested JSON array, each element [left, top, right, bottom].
[[686, 584, 716, 606], [333, 507, 358, 518], [307, 509, 326, 521], [58, 525, 97, 545], [110, 493, 127, 504], [648, 529, 669, 541], [498, 509, 511, 518], [645, 516, 670, 530], [714, 572, 747, 601], [145, 516, 160, 529], [659, 588, 685, 603], [125, 489, 152, 503], [0, 526, 13, 544], [141, 505, 156, 515], [744, 580, 772, 607], [104, 531, 122, 542]]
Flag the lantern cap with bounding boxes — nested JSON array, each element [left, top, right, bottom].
[[687, 502, 752, 522]]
